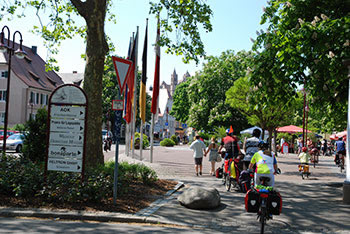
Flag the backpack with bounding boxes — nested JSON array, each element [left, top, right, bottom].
[[239, 170, 251, 193], [215, 167, 223, 178]]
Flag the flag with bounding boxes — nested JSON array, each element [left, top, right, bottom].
[[229, 125, 234, 134], [139, 19, 148, 123], [123, 37, 133, 121], [151, 17, 160, 115], [124, 32, 138, 123]]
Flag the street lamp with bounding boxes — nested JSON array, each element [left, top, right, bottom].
[[0, 26, 26, 153]]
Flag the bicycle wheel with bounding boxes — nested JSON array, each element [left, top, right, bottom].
[[225, 176, 231, 191], [313, 155, 316, 168], [301, 173, 304, 180], [222, 173, 226, 185], [260, 208, 266, 234]]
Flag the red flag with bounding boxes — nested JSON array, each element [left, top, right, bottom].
[[229, 125, 234, 134], [124, 33, 138, 123], [151, 18, 160, 115]]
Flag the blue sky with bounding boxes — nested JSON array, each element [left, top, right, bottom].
[[1, 0, 267, 86]]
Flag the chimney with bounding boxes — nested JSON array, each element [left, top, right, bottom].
[[31, 46, 37, 55], [73, 71, 77, 74]]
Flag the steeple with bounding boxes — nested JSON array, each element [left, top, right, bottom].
[[170, 68, 178, 95]]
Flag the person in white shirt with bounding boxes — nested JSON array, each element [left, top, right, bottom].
[[190, 135, 207, 176]]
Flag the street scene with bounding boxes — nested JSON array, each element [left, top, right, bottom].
[[0, 0, 349, 234]]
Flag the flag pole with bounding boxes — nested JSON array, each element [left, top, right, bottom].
[[150, 113, 155, 163], [131, 26, 139, 158]]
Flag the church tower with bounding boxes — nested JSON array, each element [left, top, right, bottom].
[[170, 68, 178, 95]]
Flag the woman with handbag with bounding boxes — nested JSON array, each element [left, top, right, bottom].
[[205, 137, 220, 176]]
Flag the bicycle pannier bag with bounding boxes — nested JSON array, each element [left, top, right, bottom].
[[267, 191, 282, 215], [245, 189, 260, 213]]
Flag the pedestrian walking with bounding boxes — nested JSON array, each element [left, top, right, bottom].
[[205, 137, 219, 176], [190, 134, 206, 176]]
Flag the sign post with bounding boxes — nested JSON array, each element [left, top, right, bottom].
[[45, 84, 87, 181], [112, 56, 133, 205]]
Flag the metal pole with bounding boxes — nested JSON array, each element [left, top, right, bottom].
[[302, 86, 306, 147], [150, 113, 155, 163], [113, 91, 122, 205], [131, 27, 139, 158], [140, 122, 143, 161], [345, 61, 350, 182], [2, 48, 12, 153]]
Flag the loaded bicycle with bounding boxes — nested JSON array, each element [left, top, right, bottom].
[[245, 171, 282, 234]]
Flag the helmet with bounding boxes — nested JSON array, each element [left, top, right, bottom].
[[252, 128, 261, 138], [302, 147, 307, 152], [258, 140, 269, 150], [226, 128, 230, 134]]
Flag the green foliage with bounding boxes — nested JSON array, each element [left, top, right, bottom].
[[252, 0, 350, 131], [170, 135, 178, 145], [11, 124, 25, 132], [160, 138, 176, 147], [184, 50, 251, 132], [198, 132, 210, 140], [150, 0, 213, 64], [214, 126, 227, 140], [0, 156, 157, 202], [170, 79, 191, 123], [134, 132, 150, 149], [22, 108, 48, 163]]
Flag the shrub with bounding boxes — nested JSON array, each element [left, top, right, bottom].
[[22, 108, 48, 163], [170, 135, 178, 145], [134, 132, 149, 149], [0, 156, 158, 203], [12, 124, 25, 132], [160, 138, 175, 147]]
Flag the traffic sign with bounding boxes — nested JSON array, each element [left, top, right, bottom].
[[112, 56, 133, 93], [182, 123, 187, 128], [47, 158, 82, 172], [50, 119, 85, 132], [112, 99, 124, 110], [48, 145, 83, 159], [51, 105, 85, 119], [165, 122, 168, 126], [49, 132, 84, 146]]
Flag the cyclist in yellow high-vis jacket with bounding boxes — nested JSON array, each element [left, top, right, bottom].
[[248, 141, 278, 187]]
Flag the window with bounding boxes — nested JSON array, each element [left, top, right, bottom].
[[29, 91, 35, 104], [0, 112, 4, 123], [45, 94, 48, 105], [0, 71, 8, 78], [0, 90, 6, 102], [40, 94, 44, 105], [36, 93, 39, 105]]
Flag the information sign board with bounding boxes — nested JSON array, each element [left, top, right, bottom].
[[46, 84, 87, 176], [112, 100, 124, 110]]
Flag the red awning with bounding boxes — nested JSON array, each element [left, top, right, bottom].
[[276, 125, 312, 134]]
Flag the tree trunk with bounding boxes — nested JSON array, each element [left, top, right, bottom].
[[273, 128, 277, 155], [73, 0, 109, 167]]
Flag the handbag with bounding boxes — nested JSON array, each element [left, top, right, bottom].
[[216, 153, 222, 162]]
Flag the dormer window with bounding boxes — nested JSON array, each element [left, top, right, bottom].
[[29, 70, 40, 81], [0, 71, 8, 79], [24, 55, 32, 63], [46, 75, 57, 86]]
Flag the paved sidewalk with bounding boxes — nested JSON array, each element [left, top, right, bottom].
[[1, 145, 349, 233]]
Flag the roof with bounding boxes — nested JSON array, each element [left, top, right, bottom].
[[0, 39, 64, 91], [59, 72, 84, 86]]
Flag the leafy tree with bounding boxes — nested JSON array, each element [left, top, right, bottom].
[[185, 50, 252, 132], [253, 0, 350, 132], [1, 0, 213, 166], [22, 108, 48, 163], [170, 78, 191, 123]]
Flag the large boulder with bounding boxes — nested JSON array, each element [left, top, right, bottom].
[[177, 186, 220, 210]]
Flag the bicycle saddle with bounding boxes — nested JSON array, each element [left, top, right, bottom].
[[259, 177, 271, 182]]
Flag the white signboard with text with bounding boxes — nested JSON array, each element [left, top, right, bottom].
[[47, 84, 87, 174]]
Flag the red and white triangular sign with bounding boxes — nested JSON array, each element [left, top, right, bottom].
[[112, 56, 133, 93]]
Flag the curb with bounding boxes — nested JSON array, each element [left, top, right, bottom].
[[0, 181, 186, 226]]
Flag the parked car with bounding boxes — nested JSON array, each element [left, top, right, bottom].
[[0, 133, 25, 152], [0, 130, 19, 140]]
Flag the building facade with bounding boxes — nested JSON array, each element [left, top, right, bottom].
[[0, 43, 64, 127], [153, 69, 191, 139]]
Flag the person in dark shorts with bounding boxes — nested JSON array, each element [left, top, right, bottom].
[[190, 135, 207, 176]]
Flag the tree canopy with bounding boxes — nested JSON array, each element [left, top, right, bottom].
[[1, 0, 213, 166]]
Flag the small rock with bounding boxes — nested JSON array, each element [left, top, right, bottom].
[[177, 186, 220, 210]]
